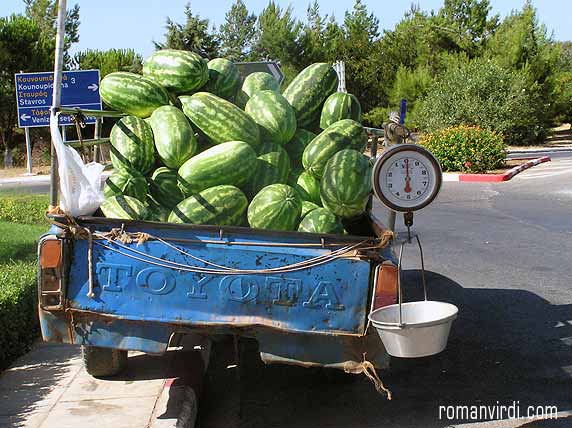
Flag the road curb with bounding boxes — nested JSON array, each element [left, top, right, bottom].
[[442, 156, 551, 182], [150, 378, 199, 428], [508, 146, 572, 154]]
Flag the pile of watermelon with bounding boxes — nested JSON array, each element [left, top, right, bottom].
[[98, 49, 372, 234]]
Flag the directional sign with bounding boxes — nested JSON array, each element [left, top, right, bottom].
[[15, 69, 101, 128], [235, 61, 284, 85]]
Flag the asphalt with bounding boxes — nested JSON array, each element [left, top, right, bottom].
[[197, 156, 572, 428]]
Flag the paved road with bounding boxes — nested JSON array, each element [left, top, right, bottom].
[[198, 157, 572, 428]]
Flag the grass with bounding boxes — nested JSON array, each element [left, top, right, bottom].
[[0, 193, 48, 369]]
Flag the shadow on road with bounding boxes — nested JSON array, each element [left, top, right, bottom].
[[229, 271, 572, 428]]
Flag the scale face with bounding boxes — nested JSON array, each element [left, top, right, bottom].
[[372, 144, 442, 212]]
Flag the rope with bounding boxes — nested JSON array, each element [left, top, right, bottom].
[[44, 214, 393, 278], [86, 227, 95, 298], [343, 354, 392, 399]]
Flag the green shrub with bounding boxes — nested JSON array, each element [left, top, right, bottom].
[[0, 193, 49, 225], [419, 125, 506, 173], [415, 59, 547, 146], [0, 261, 39, 369]]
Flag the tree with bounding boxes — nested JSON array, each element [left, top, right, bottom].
[[251, 1, 302, 79], [485, 1, 558, 125], [218, 0, 256, 61], [299, 1, 342, 66], [23, 0, 80, 67], [437, 0, 498, 56], [339, 0, 381, 113], [154, 2, 219, 59], [0, 14, 53, 166], [72, 49, 143, 77]]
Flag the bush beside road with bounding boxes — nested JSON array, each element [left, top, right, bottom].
[[0, 193, 48, 370]]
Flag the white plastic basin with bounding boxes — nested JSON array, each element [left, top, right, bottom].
[[369, 301, 459, 358]]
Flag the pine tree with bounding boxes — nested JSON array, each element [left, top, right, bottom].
[[218, 0, 256, 61], [23, 0, 80, 67], [155, 2, 220, 59], [251, 1, 302, 65]]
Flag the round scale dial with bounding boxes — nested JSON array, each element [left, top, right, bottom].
[[372, 144, 442, 212]]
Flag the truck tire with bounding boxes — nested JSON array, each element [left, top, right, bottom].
[[82, 345, 127, 378]]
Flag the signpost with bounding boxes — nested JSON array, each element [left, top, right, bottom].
[[235, 61, 284, 84], [14, 69, 101, 173]]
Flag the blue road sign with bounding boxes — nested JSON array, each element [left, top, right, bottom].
[[15, 69, 102, 128]]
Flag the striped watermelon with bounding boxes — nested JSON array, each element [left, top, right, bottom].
[[320, 92, 362, 129], [298, 208, 344, 234], [246, 142, 290, 198], [245, 90, 296, 145], [142, 49, 208, 94], [110, 116, 155, 175], [302, 119, 367, 178], [149, 106, 197, 169], [235, 72, 280, 108], [178, 141, 257, 195], [247, 184, 302, 231], [146, 197, 171, 222], [148, 167, 185, 209], [204, 58, 241, 99], [284, 129, 316, 166], [320, 149, 372, 218], [101, 195, 149, 220], [301, 200, 320, 218], [179, 92, 260, 148], [168, 185, 248, 226], [288, 169, 321, 205], [103, 169, 148, 202], [100, 72, 170, 118], [282, 63, 338, 128]]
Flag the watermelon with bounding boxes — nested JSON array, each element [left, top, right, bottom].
[[103, 169, 148, 202], [100, 72, 170, 118], [179, 92, 260, 148], [142, 49, 208, 94], [288, 170, 321, 205], [320, 149, 372, 218], [282, 63, 338, 128], [302, 119, 367, 178], [149, 106, 197, 169], [301, 200, 320, 218], [148, 167, 185, 209], [247, 184, 302, 231], [320, 92, 362, 129], [236, 72, 280, 108], [298, 208, 344, 234], [110, 116, 155, 175], [178, 141, 257, 195], [246, 142, 290, 198], [204, 58, 241, 99], [101, 195, 149, 220], [168, 185, 248, 226], [245, 90, 296, 145], [146, 197, 171, 222], [284, 129, 316, 166]]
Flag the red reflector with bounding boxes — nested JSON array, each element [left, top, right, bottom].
[[374, 263, 398, 309], [40, 240, 62, 269]]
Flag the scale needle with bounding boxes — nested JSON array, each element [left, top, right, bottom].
[[404, 159, 412, 193]]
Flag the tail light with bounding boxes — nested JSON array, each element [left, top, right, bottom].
[[39, 238, 64, 309], [373, 262, 398, 310]]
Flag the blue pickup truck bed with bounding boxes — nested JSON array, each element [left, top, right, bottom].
[[39, 215, 395, 368]]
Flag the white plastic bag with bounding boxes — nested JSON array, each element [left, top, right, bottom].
[[50, 114, 105, 216]]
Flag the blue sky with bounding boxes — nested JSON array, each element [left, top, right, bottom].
[[1, 0, 571, 60]]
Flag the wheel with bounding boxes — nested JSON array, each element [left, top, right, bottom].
[[82, 345, 127, 378]]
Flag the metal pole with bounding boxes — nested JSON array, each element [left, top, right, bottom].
[[49, 0, 66, 209], [61, 126, 67, 143], [93, 118, 101, 163], [24, 127, 33, 174]]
